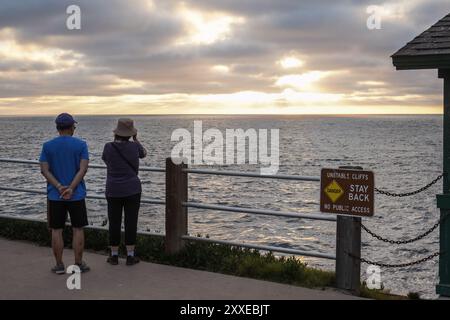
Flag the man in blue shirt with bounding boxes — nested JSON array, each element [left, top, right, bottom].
[[39, 113, 90, 274]]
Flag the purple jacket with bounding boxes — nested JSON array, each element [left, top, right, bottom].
[[102, 141, 147, 198]]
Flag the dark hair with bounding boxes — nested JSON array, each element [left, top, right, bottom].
[[114, 134, 130, 141], [56, 124, 73, 131]]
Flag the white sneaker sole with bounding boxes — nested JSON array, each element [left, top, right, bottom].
[[53, 269, 65, 275]]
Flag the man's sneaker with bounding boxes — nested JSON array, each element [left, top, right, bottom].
[[107, 255, 119, 265], [75, 261, 90, 273], [126, 255, 140, 266], [51, 263, 65, 275]]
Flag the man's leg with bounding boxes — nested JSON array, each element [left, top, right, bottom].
[[52, 229, 64, 265], [72, 228, 84, 265], [48, 200, 66, 267], [67, 200, 89, 269]]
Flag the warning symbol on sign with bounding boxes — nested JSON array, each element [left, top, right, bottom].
[[325, 180, 344, 203]]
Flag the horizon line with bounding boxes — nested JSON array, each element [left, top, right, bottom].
[[0, 113, 444, 118]]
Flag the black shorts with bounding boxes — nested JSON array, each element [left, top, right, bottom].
[[47, 199, 88, 229]]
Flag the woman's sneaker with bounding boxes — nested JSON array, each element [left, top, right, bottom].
[[126, 255, 140, 266], [75, 261, 90, 273], [51, 263, 65, 275], [107, 255, 119, 265]]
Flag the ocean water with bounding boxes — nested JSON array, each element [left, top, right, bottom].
[[0, 114, 444, 299]]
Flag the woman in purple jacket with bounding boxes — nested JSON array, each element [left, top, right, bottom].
[[102, 118, 147, 266]]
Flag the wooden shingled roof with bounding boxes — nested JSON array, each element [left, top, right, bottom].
[[392, 13, 450, 70]]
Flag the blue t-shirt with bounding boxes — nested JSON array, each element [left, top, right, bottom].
[[39, 136, 89, 201]]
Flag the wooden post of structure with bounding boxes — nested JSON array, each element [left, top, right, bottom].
[[165, 157, 188, 254], [334, 165, 362, 294], [437, 69, 450, 296], [336, 216, 361, 294]]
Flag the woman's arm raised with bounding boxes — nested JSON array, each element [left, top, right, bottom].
[[133, 134, 147, 159]]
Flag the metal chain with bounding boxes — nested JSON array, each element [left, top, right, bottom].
[[375, 173, 444, 197], [361, 218, 443, 244], [348, 174, 446, 268], [350, 252, 442, 268]]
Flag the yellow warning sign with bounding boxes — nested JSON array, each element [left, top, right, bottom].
[[324, 180, 344, 203]]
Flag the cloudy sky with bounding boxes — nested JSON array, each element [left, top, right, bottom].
[[0, 0, 449, 115]]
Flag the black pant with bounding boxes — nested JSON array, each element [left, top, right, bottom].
[[47, 199, 88, 229], [107, 193, 141, 247]]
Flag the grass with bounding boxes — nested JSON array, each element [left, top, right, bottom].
[[0, 216, 414, 299], [159, 240, 336, 289]]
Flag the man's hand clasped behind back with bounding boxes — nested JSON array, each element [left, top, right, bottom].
[[57, 183, 73, 200], [61, 187, 74, 200]]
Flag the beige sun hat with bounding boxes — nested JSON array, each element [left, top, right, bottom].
[[113, 118, 138, 137]]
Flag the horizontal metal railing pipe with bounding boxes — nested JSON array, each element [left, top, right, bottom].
[[0, 187, 165, 205], [182, 235, 336, 260], [183, 168, 320, 182], [184, 201, 336, 222], [0, 158, 321, 181], [0, 158, 165, 173]]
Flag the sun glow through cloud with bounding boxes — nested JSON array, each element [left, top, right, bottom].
[[176, 5, 245, 45], [275, 71, 331, 91], [211, 65, 230, 73], [278, 56, 304, 69], [105, 78, 145, 90]]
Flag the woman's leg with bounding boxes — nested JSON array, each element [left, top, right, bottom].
[[107, 197, 124, 254], [124, 193, 141, 254]]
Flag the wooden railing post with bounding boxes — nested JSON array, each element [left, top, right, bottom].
[[336, 216, 361, 294], [165, 157, 188, 254]]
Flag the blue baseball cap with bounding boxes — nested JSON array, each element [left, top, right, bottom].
[[55, 113, 77, 126]]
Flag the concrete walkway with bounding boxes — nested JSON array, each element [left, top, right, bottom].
[[0, 238, 361, 300]]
